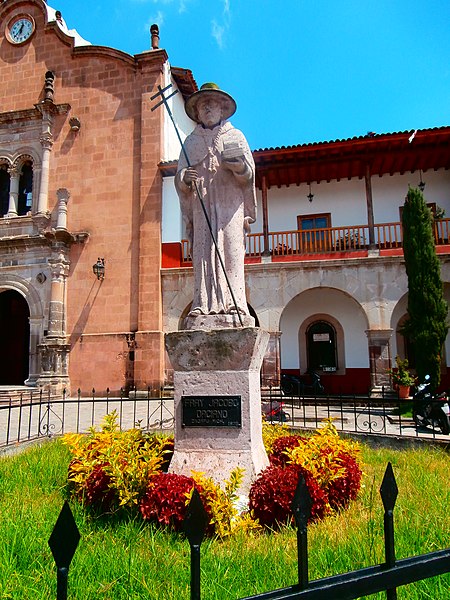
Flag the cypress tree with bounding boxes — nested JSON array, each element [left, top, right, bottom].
[[401, 187, 448, 388]]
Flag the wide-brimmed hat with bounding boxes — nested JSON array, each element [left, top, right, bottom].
[[185, 82, 237, 123]]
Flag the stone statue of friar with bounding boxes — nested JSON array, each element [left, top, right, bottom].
[[175, 83, 257, 325]]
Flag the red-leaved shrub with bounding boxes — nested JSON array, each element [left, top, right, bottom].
[[140, 473, 200, 530], [269, 435, 306, 468], [83, 463, 117, 511], [249, 465, 327, 528]]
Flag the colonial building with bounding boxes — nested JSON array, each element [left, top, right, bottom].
[[0, 0, 195, 394], [161, 128, 450, 394], [1, 0, 449, 396]]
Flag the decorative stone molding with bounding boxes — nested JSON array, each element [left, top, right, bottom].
[[39, 131, 54, 150], [37, 339, 70, 396], [12, 154, 34, 170]]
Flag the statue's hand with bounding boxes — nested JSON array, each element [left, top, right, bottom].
[[183, 168, 199, 186], [222, 156, 246, 175], [244, 217, 253, 233]]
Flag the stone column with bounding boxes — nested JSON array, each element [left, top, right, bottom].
[[37, 129, 53, 215], [6, 166, 19, 216], [261, 330, 281, 387], [55, 188, 70, 230], [25, 316, 43, 387], [47, 246, 69, 338], [37, 245, 70, 395], [366, 329, 393, 390]]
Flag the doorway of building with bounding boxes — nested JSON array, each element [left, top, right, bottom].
[[306, 320, 338, 372], [0, 290, 30, 385]]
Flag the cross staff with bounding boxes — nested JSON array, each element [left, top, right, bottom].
[[151, 83, 244, 326]]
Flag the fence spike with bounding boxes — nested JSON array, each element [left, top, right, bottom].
[[183, 489, 209, 600], [380, 462, 398, 513], [183, 488, 209, 547], [291, 474, 313, 528], [291, 473, 312, 589], [48, 501, 80, 600]]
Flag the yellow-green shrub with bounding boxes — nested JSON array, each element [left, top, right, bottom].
[[262, 421, 292, 455], [63, 411, 170, 511]]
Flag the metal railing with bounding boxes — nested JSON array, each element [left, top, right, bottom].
[[261, 387, 450, 442], [178, 218, 450, 262], [1, 386, 448, 449], [0, 387, 174, 449]]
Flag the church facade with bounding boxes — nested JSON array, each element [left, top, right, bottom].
[[0, 0, 195, 394]]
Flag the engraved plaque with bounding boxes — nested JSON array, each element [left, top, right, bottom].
[[182, 395, 242, 428]]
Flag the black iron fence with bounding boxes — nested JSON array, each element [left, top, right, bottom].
[[262, 387, 450, 442], [48, 462, 450, 599], [0, 387, 174, 449], [0, 386, 448, 450]]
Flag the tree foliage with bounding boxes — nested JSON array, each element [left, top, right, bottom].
[[401, 187, 448, 388]]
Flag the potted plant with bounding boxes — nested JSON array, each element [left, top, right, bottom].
[[389, 356, 416, 398]]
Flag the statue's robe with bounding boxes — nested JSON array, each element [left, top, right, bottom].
[[175, 120, 257, 315]]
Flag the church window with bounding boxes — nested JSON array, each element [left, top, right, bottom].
[[18, 161, 33, 215], [0, 165, 10, 216]]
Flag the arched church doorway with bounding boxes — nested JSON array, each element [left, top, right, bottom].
[[0, 290, 30, 385]]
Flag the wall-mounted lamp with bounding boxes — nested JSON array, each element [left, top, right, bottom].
[[307, 183, 314, 203], [93, 258, 105, 280], [69, 117, 81, 132], [418, 169, 426, 192]]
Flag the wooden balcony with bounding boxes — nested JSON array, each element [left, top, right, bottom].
[[163, 219, 450, 267]]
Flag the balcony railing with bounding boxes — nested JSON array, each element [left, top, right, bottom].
[[179, 219, 450, 262]]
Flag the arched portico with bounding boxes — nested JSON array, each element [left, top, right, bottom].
[[0, 290, 30, 385], [280, 287, 372, 393], [0, 275, 45, 386]]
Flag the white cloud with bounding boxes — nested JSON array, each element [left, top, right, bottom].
[[145, 10, 165, 31], [211, 0, 231, 49]]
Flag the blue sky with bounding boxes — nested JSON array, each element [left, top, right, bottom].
[[51, 0, 450, 150]]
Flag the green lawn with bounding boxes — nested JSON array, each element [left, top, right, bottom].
[[0, 438, 448, 599]]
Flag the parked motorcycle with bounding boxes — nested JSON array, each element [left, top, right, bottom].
[[281, 370, 325, 396], [261, 399, 290, 422], [412, 375, 450, 435]]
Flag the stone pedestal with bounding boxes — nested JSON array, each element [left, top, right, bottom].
[[165, 327, 269, 493]]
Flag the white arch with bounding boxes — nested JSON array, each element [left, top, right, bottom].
[[279, 286, 370, 371]]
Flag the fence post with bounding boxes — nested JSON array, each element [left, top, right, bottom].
[[183, 488, 209, 600], [380, 462, 399, 600], [291, 474, 313, 589], [48, 502, 80, 600]]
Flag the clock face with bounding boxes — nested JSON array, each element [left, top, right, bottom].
[[8, 16, 35, 44]]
